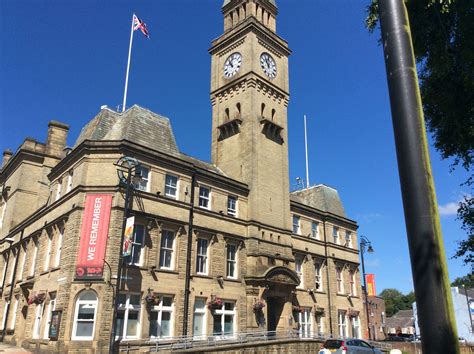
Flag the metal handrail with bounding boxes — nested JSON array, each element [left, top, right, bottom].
[[118, 330, 391, 352]]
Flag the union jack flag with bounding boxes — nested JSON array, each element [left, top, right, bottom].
[[133, 14, 150, 38]]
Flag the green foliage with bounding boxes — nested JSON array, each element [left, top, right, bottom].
[[366, 0, 474, 265], [379, 288, 416, 317], [451, 273, 474, 288]]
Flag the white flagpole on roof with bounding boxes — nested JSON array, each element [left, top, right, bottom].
[[304, 114, 310, 188], [122, 14, 135, 112]]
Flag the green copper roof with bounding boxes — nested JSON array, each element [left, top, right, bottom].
[[223, 0, 276, 8]]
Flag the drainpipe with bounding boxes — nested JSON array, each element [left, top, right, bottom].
[[322, 218, 333, 336], [182, 172, 196, 337], [1, 230, 24, 342]]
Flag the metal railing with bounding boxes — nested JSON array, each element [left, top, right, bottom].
[[118, 330, 392, 352]]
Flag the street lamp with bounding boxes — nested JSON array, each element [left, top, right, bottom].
[[360, 235, 374, 340], [109, 156, 141, 353]]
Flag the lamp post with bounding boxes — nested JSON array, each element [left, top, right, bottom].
[[109, 156, 140, 353], [0, 237, 15, 342], [360, 235, 374, 340]]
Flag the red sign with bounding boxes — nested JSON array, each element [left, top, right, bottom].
[[76, 194, 112, 279], [366, 274, 376, 296]]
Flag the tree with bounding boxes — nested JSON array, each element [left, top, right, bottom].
[[451, 273, 474, 288], [379, 288, 416, 317], [366, 0, 474, 265]]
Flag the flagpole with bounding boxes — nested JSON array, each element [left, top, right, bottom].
[[304, 114, 310, 188], [122, 14, 135, 112]]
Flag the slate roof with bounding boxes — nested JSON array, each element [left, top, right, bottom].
[[75, 105, 224, 176], [223, 0, 276, 8], [385, 310, 415, 330], [290, 184, 346, 218]]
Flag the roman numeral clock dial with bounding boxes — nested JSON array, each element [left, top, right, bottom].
[[260, 52, 277, 79], [223, 52, 242, 78]]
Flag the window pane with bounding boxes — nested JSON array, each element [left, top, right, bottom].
[[149, 312, 158, 337], [76, 322, 94, 337], [134, 225, 144, 244], [193, 313, 205, 336], [130, 295, 141, 306], [224, 302, 234, 311], [213, 314, 222, 334], [78, 304, 95, 319], [161, 312, 171, 337], [224, 315, 233, 334], [116, 312, 124, 337], [162, 296, 173, 307], [126, 311, 139, 336]]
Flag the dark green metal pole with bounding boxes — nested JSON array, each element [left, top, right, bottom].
[[182, 172, 196, 337], [378, 0, 459, 353]]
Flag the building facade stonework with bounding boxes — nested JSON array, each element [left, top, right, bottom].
[[0, 1, 366, 352]]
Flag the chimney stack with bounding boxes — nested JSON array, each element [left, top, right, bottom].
[[2, 149, 13, 168], [46, 121, 69, 158]]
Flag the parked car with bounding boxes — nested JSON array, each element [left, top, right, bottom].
[[384, 335, 409, 342], [319, 339, 382, 353]]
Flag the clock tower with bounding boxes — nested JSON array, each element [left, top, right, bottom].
[[209, 0, 291, 231]]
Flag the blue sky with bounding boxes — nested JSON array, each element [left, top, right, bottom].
[[1, 0, 470, 294]]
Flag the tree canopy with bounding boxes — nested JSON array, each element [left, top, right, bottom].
[[366, 0, 474, 265], [451, 273, 474, 288], [379, 288, 416, 317]]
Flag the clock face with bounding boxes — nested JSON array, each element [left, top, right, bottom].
[[260, 53, 277, 79], [224, 52, 242, 78]]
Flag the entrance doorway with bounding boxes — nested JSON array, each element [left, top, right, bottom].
[[266, 296, 285, 332]]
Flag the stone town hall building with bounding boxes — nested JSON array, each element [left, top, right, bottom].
[[0, 0, 364, 352]]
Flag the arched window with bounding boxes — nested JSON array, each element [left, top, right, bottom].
[[225, 108, 230, 121], [271, 109, 276, 121], [236, 103, 241, 118], [261, 103, 265, 118], [72, 290, 98, 340]]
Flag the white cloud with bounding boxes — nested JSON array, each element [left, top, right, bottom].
[[365, 258, 380, 267], [356, 212, 383, 223], [438, 201, 459, 216]]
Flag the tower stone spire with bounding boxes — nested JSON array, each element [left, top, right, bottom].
[[222, 0, 278, 32]]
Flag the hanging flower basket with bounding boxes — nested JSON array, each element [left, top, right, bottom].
[[292, 305, 304, 313], [144, 293, 160, 306], [348, 309, 360, 318], [314, 307, 325, 316], [207, 297, 223, 310], [27, 293, 46, 305], [253, 301, 266, 313]]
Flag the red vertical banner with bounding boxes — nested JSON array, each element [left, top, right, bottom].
[[366, 274, 376, 296], [76, 194, 112, 279]]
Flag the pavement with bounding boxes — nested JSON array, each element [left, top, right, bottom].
[[0, 342, 30, 353]]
